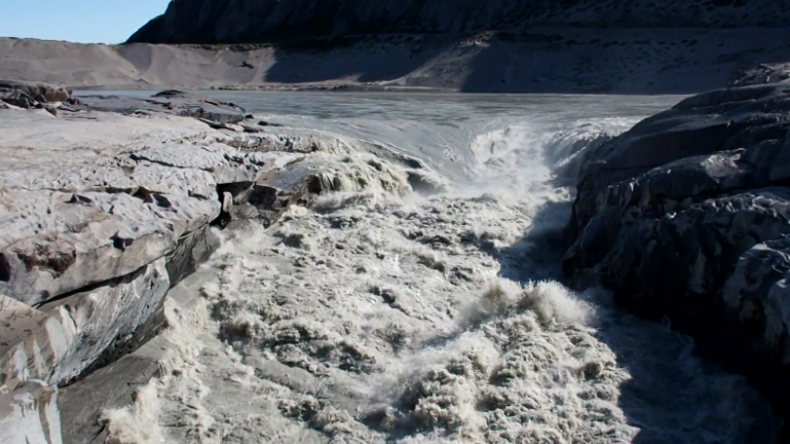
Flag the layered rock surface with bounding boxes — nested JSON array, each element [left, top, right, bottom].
[[129, 0, 790, 44], [0, 90, 369, 443], [0, 80, 77, 115], [563, 83, 790, 425]]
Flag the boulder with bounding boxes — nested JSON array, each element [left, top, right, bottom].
[[0, 80, 71, 108], [242, 162, 324, 227], [225, 155, 411, 226]]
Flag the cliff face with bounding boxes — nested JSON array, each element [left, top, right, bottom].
[[128, 0, 790, 44]]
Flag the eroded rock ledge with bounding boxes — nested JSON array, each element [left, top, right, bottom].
[[0, 85, 398, 443], [563, 81, 790, 434]]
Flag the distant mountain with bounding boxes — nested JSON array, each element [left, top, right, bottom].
[[128, 0, 790, 44]]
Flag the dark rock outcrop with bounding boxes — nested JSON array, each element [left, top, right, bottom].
[[128, 0, 790, 44], [0, 80, 76, 115], [0, 79, 72, 105], [563, 83, 790, 428]]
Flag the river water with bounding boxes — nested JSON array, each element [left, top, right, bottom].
[[89, 92, 777, 444]]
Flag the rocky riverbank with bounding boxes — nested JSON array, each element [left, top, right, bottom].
[[3, 76, 790, 442], [562, 75, 790, 436], [0, 82, 401, 443]]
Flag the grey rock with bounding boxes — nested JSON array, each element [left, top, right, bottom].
[[243, 162, 322, 227], [78, 90, 246, 124], [581, 188, 790, 309], [199, 117, 237, 130], [566, 83, 790, 245], [0, 79, 71, 110], [0, 189, 198, 307], [0, 137, 279, 307], [565, 147, 777, 277], [0, 257, 169, 391], [165, 224, 221, 287], [563, 82, 790, 426], [0, 381, 61, 444], [0, 295, 47, 358], [59, 349, 159, 444], [257, 120, 283, 127], [223, 133, 347, 155], [0, 101, 370, 443]]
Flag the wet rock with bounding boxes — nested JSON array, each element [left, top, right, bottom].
[[407, 170, 444, 195], [56, 267, 213, 444], [257, 120, 283, 127], [723, 236, 790, 360], [199, 117, 237, 130], [244, 166, 320, 227], [165, 224, 221, 288], [78, 89, 247, 125], [230, 155, 392, 227], [224, 133, 336, 154]]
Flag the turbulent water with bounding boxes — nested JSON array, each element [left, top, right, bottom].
[[97, 92, 777, 444]]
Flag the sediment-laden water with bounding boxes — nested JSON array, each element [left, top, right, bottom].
[[94, 92, 777, 444]]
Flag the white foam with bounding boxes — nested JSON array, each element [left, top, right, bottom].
[[518, 280, 593, 326], [103, 103, 775, 443], [102, 382, 164, 444]]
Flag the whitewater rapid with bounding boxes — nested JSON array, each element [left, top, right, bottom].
[[100, 93, 776, 444]]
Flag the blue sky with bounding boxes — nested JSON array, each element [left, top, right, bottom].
[[0, 0, 171, 44]]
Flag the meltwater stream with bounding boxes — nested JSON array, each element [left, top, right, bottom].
[[100, 93, 776, 443]]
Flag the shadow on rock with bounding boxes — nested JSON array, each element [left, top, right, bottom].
[[460, 29, 790, 94], [486, 197, 779, 443], [263, 35, 456, 86]]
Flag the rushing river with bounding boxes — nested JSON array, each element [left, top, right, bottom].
[[80, 92, 777, 444]]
